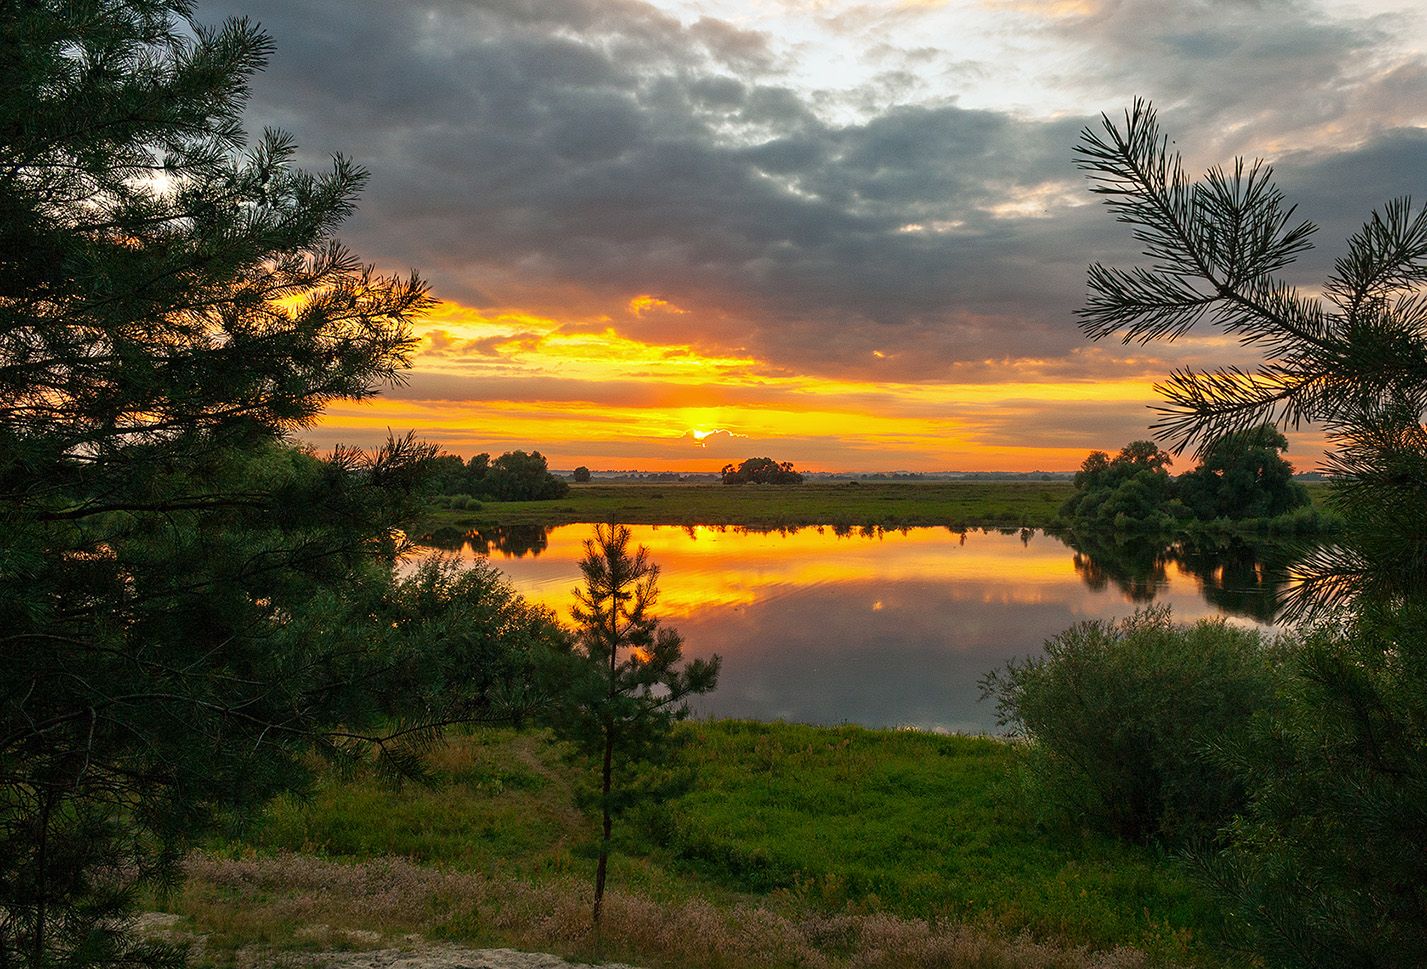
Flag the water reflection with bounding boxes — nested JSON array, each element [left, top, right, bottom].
[[412, 524, 1313, 733], [1062, 530, 1306, 622], [422, 523, 551, 558]]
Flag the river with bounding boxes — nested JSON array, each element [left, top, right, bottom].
[[414, 524, 1305, 733]]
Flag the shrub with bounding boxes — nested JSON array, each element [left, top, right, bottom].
[[981, 607, 1280, 845], [1200, 603, 1427, 967]]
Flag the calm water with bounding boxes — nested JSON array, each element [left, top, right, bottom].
[[415, 524, 1305, 734]]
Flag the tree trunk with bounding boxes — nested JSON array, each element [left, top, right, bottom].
[[32, 787, 52, 968], [592, 727, 615, 926]]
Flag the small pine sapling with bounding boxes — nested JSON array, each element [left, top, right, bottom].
[[547, 523, 720, 926]]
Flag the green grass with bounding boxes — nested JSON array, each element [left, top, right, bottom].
[[165, 722, 1233, 968], [429, 480, 1075, 530], [427, 479, 1338, 533], [655, 722, 1216, 950]]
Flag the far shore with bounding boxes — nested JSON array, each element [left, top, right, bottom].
[[420, 478, 1333, 532]]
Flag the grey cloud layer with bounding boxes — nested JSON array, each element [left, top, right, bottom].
[[197, 0, 1427, 382]]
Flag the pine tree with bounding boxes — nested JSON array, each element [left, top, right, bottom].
[[0, 3, 443, 965], [1076, 100, 1427, 967], [1075, 98, 1427, 612], [548, 523, 719, 926]]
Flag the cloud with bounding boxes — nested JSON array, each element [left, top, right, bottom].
[[1040, 0, 1427, 158], [675, 428, 749, 457], [196, 0, 1112, 379], [191, 0, 1420, 465]]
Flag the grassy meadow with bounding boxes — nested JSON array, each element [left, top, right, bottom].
[[154, 722, 1236, 969], [429, 480, 1076, 531], [426, 478, 1335, 532]]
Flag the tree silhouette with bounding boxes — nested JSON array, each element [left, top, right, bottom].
[[721, 457, 803, 484], [1175, 424, 1308, 521]]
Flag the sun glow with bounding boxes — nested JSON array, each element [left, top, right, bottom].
[[304, 298, 1298, 471], [438, 524, 1186, 625]]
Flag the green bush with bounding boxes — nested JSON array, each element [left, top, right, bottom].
[[1200, 603, 1427, 968], [981, 607, 1280, 845]]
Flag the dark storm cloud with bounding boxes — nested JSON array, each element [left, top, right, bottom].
[[1047, 0, 1427, 155], [193, 0, 1427, 383], [1274, 127, 1427, 278], [193, 0, 1109, 378]]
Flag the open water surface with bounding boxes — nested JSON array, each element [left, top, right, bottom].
[[415, 524, 1307, 733]]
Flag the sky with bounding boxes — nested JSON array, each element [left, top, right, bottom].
[[194, 0, 1427, 471]]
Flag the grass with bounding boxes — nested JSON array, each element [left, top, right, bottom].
[[152, 722, 1238, 969], [425, 479, 1338, 533], [428, 480, 1076, 531]]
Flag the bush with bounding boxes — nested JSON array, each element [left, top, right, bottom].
[[981, 607, 1280, 845], [1200, 603, 1427, 967]]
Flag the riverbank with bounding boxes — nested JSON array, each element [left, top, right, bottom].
[[151, 722, 1233, 968], [422, 479, 1334, 533], [425, 480, 1073, 531]]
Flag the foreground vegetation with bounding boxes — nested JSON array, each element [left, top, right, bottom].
[[8, 4, 1423, 966], [151, 722, 1229, 968], [1063, 102, 1427, 966]]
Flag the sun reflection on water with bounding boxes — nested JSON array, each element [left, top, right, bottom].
[[418, 525, 1296, 733]]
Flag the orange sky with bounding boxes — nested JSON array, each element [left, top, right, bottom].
[[209, 0, 1420, 474], [308, 298, 1328, 473]]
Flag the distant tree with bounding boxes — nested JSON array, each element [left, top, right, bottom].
[[573, 465, 592, 483], [480, 450, 570, 501], [544, 524, 720, 926], [465, 452, 491, 493], [426, 452, 470, 494], [1174, 424, 1309, 521], [721, 457, 804, 485], [1061, 441, 1175, 528]]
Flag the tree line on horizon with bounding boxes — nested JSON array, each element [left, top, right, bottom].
[[426, 449, 571, 501]]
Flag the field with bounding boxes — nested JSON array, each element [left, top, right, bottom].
[[425, 479, 1338, 536], [153, 722, 1234, 969], [428, 480, 1076, 531]]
